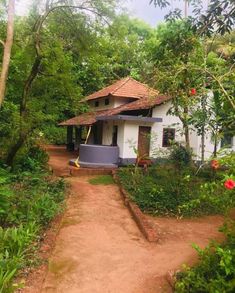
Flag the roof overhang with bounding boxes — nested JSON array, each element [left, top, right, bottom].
[[97, 115, 162, 123]]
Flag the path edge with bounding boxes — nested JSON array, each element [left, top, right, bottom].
[[112, 170, 158, 242]]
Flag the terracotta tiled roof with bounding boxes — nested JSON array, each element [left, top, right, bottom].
[[59, 110, 107, 126], [85, 77, 158, 101], [59, 95, 170, 126], [105, 95, 171, 115]]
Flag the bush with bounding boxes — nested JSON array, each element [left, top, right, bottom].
[[42, 125, 67, 145], [169, 144, 192, 169], [175, 220, 235, 293], [13, 145, 49, 172], [0, 223, 38, 293], [118, 166, 203, 216], [0, 166, 66, 292], [118, 153, 235, 217]]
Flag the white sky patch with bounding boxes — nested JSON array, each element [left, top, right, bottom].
[[15, 0, 209, 26], [16, 0, 31, 15]]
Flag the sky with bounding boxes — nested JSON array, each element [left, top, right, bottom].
[[15, 0, 207, 27], [125, 0, 174, 26], [15, 0, 176, 26]]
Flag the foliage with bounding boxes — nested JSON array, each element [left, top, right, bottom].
[[13, 145, 49, 172], [118, 153, 235, 217], [175, 220, 235, 293], [0, 223, 38, 293], [150, 0, 235, 35], [0, 157, 66, 292], [170, 144, 192, 169], [89, 175, 114, 185], [145, 20, 234, 160]]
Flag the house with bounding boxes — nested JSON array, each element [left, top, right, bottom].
[[59, 77, 235, 168]]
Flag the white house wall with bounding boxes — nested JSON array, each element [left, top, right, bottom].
[[114, 97, 134, 108], [121, 121, 153, 160], [88, 97, 115, 110], [88, 96, 131, 111], [151, 102, 184, 157]]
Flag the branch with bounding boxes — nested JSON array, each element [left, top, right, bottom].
[[202, 68, 235, 110], [0, 39, 5, 47], [33, 4, 109, 57]]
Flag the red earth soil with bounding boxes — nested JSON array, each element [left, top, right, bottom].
[[21, 146, 224, 293]]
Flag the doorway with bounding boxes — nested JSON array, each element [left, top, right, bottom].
[[138, 126, 151, 158]]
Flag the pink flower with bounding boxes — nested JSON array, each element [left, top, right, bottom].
[[224, 179, 235, 190]]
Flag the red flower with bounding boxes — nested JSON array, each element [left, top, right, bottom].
[[224, 179, 235, 190], [211, 160, 219, 170], [190, 88, 197, 95]]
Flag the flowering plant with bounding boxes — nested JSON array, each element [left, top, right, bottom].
[[190, 88, 197, 95], [224, 179, 235, 190], [211, 159, 219, 170]]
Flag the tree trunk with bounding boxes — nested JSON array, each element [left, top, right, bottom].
[[0, 0, 15, 108], [184, 124, 190, 150], [201, 127, 205, 162], [213, 132, 218, 157], [183, 106, 190, 150], [5, 55, 42, 166], [5, 133, 27, 166], [201, 95, 207, 163]]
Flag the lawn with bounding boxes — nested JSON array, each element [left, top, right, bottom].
[[89, 175, 115, 185]]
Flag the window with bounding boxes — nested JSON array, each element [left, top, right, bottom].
[[162, 128, 175, 147], [221, 134, 233, 148], [95, 101, 99, 107], [105, 98, 110, 105]]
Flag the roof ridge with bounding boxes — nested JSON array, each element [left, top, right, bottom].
[[129, 77, 159, 94], [110, 77, 130, 96]]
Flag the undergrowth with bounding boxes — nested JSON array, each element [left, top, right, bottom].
[[118, 153, 235, 217], [175, 219, 235, 293], [0, 146, 66, 292]]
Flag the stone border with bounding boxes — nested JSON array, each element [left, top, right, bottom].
[[112, 170, 158, 242]]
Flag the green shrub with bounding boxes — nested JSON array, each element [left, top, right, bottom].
[[0, 223, 38, 293], [118, 154, 235, 217], [118, 167, 203, 216], [0, 165, 66, 292], [14, 145, 49, 172], [42, 125, 67, 145], [175, 221, 235, 293], [170, 144, 192, 169]]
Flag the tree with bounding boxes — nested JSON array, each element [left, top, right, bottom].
[[0, 0, 15, 108], [145, 20, 202, 150], [4, 0, 117, 166], [150, 0, 235, 35]]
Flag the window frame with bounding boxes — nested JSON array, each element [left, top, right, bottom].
[[162, 128, 176, 147]]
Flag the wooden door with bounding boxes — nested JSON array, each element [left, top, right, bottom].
[[138, 126, 151, 158]]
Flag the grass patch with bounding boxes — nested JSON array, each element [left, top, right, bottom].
[[89, 175, 115, 185]]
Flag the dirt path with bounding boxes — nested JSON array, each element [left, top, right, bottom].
[[30, 147, 224, 293]]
